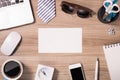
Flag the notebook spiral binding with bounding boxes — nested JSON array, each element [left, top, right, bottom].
[[105, 43, 120, 49]]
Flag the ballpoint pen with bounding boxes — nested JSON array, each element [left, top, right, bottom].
[[95, 58, 99, 80]]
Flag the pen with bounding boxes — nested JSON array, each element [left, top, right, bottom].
[[95, 58, 99, 80]]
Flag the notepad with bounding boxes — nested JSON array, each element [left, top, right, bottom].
[[103, 43, 120, 80], [38, 28, 82, 53]]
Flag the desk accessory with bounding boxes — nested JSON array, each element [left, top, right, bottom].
[[1, 59, 23, 80], [38, 28, 82, 53], [108, 27, 115, 35], [37, 0, 56, 23], [35, 64, 54, 80], [60, 1, 94, 18], [103, 43, 120, 80], [0, 32, 22, 56], [103, 0, 120, 22], [94, 58, 99, 80], [98, 0, 119, 23], [0, 0, 34, 30]]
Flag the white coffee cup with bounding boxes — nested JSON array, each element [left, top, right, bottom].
[[1, 59, 23, 80]]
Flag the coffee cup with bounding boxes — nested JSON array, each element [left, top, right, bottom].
[[1, 59, 23, 80]]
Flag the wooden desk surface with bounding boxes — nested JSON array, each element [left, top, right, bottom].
[[0, 0, 120, 80]]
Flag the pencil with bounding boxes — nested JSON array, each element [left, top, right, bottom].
[[95, 58, 99, 80]]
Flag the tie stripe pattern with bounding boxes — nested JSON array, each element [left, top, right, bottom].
[[37, 0, 56, 23]]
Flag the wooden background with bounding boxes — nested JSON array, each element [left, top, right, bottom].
[[0, 0, 120, 80]]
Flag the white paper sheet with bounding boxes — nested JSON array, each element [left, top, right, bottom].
[[38, 28, 82, 53]]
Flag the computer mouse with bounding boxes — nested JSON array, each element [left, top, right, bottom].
[[0, 31, 22, 56]]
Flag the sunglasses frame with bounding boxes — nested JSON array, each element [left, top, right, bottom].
[[60, 1, 94, 18]]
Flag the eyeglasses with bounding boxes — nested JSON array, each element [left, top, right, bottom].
[[60, 1, 93, 18]]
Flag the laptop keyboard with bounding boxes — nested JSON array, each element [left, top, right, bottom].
[[0, 0, 24, 8]]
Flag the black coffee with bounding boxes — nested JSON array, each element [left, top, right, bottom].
[[4, 61, 21, 78]]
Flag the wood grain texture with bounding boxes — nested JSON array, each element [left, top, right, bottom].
[[0, 0, 120, 80]]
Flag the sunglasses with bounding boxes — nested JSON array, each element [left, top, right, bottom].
[[60, 1, 93, 18]]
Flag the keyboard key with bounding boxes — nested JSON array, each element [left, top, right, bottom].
[[7, 1, 11, 6], [11, 0, 16, 3], [2, 2, 7, 7], [1, 0, 5, 2], [16, 0, 19, 3], [0, 0, 24, 8], [11, 2, 15, 5], [19, 0, 23, 3], [0, 2, 2, 8]]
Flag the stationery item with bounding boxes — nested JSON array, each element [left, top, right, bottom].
[[97, 6, 119, 23], [35, 64, 54, 80], [0, 32, 22, 56], [60, 1, 94, 18], [38, 28, 82, 53], [94, 58, 99, 80], [108, 27, 115, 35], [0, 0, 34, 30], [37, 0, 56, 23], [111, 0, 118, 4], [103, 0, 120, 22], [1, 59, 23, 80], [103, 43, 120, 80]]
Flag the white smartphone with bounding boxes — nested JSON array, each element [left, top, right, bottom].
[[69, 63, 85, 80]]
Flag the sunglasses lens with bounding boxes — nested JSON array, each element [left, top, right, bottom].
[[62, 4, 74, 14], [77, 10, 90, 18]]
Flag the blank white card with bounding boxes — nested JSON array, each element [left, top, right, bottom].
[[38, 28, 82, 53]]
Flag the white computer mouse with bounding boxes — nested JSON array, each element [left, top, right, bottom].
[[0, 31, 22, 56]]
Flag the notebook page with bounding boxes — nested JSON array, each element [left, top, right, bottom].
[[103, 44, 120, 80]]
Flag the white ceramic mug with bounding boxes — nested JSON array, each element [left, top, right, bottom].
[[1, 59, 23, 80]]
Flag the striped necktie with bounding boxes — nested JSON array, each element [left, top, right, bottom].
[[37, 0, 56, 23]]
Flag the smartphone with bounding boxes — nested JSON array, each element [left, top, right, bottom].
[[69, 63, 85, 80]]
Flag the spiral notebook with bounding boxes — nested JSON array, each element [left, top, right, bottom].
[[103, 43, 120, 80]]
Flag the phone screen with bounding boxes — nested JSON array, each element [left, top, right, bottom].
[[70, 67, 84, 80]]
